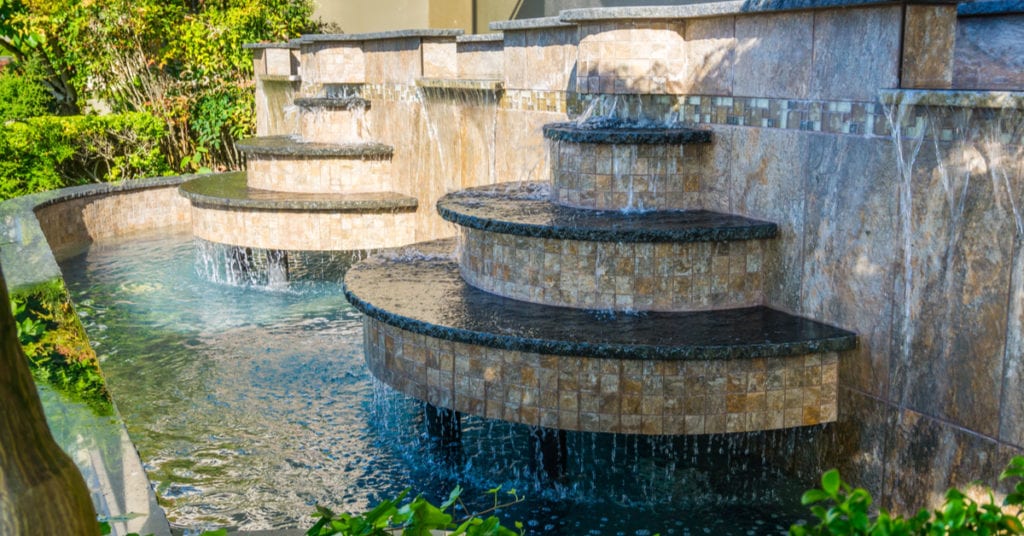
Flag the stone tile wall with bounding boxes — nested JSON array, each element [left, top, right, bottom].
[[189, 204, 415, 251], [502, 27, 577, 91], [456, 40, 503, 79], [422, 39, 457, 78], [256, 79, 301, 137], [365, 38, 426, 85], [301, 42, 365, 90], [954, 14, 1024, 90], [365, 318, 841, 435], [549, 140, 716, 210], [246, 155, 392, 194], [35, 186, 192, 255], [299, 106, 368, 143], [459, 227, 766, 311]]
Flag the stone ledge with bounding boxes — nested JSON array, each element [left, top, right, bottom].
[[179, 173, 418, 212], [457, 33, 504, 43], [437, 182, 777, 243], [258, 74, 301, 83], [416, 78, 504, 92], [559, 0, 957, 22], [293, 96, 370, 109], [879, 89, 1024, 109], [298, 29, 463, 44], [343, 239, 857, 361], [543, 122, 713, 145], [235, 136, 393, 158], [489, 16, 574, 31], [958, 0, 1024, 16], [242, 41, 299, 50]]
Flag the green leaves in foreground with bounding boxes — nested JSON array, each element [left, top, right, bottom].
[[307, 485, 524, 536], [791, 456, 1024, 536]]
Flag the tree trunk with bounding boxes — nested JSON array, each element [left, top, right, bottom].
[[0, 269, 98, 535]]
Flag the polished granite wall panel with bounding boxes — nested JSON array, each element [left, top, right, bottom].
[[900, 5, 957, 89], [576, 21, 686, 94], [722, 126, 804, 313], [365, 38, 422, 85], [733, 13, 813, 99], [799, 134, 898, 399], [808, 7, 900, 101], [896, 127, 1016, 439], [503, 27, 577, 91], [1002, 235, 1024, 447], [679, 17, 736, 96], [953, 14, 1024, 91], [422, 39, 457, 79], [302, 42, 365, 88], [457, 41, 503, 79]]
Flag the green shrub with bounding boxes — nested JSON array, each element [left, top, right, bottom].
[[0, 112, 171, 199], [11, 279, 111, 414], [792, 457, 1024, 535], [0, 59, 54, 121]]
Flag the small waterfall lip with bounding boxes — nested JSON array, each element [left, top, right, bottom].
[[543, 119, 712, 145], [879, 89, 1024, 110]]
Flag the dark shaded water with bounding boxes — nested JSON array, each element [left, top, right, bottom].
[[60, 231, 814, 535]]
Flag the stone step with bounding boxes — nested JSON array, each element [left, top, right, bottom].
[[439, 182, 777, 311], [236, 136, 394, 194], [179, 173, 417, 251], [343, 239, 856, 435]]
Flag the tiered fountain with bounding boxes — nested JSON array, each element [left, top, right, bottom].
[[179, 42, 417, 284], [344, 117, 858, 475]]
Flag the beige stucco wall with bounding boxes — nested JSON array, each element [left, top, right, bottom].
[[313, 0, 430, 33]]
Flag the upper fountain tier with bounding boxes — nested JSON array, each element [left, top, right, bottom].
[[543, 120, 714, 212]]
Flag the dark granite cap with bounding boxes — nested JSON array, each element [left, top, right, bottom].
[[489, 16, 574, 31], [293, 96, 370, 110], [543, 122, 712, 145], [299, 29, 463, 44], [235, 136, 393, 158], [879, 89, 1024, 109], [242, 41, 299, 50], [343, 239, 857, 361], [959, 0, 1024, 15], [416, 78, 504, 92], [438, 182, 778, 243], [457, 33, 504, 43], [178, 172, 417, 212], [559, 0, 957, 22]]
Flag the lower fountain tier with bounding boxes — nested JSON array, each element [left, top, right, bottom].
[[344, 239, 856, 435], [439, 181, 778, 311], [179, 172, 417, 251]]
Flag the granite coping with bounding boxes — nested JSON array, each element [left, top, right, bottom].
[[416, 78, 505, 92], [958, 1, 1024, 15], [558, 0, 957, 22], [298, 29, 463, 44], [457, 33, 504, 43], [179, 172, 418, 212], [242, 41, 299, 50], [438, 182, 778, 243], [343, 239, 857, 361], [489, 16, 574, 31], [235, 136, 393, 158], [879, 89, 1024, 109], [258, 75, 301, 83], [293, 96, 370, 110], [543, 122, 713, 145]]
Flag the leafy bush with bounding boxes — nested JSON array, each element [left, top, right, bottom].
[[0, 58, 54, 121], [792, 457, 1024, 535], [308, 485, 524, 536], [10, 280, 111, 413], [0, 112, 171, 199]]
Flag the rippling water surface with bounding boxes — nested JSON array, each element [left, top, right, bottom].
[[61, 231, 813, 535]]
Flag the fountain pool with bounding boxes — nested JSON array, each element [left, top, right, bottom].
[[58, 229, 817, 535]]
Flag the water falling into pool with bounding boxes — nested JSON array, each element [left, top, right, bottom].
[[59, 230, 815, 535]]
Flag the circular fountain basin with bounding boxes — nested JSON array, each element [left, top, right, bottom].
[[237, 136, 394, 194], [343, 239, 855, 435], [179, 172, 417, 251], [543, 122, 715, 211], [439, 181, 777, 311]]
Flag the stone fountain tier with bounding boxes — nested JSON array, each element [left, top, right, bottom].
[[179, 172, 416, 251], [293, 97, 371, 144], [236, 136, 394, 193], [543, 122, 715, 211], [343, 239, 856, 435], [439, 181, 777, 311]]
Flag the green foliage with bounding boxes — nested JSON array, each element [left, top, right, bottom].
[[308, 485, 525, 536], [10, 279, 111, 413], [791, 457, 1024, 536], [0, 111, 171, 199], [0, 57, 54, 121]]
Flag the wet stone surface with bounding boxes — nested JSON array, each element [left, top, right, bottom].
[[179, 173, 417, 212], [543, 121, 713, 145], [343, 239, 856, 361], [437, 181, 778, 243], [235, 135, 393, 158], [293, 96, 370, 110]]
